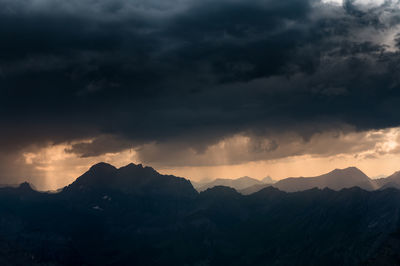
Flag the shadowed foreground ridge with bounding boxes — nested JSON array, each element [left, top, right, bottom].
[[1, 163, 400, 265]]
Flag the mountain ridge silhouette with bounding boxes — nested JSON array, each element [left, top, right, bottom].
[[1, 163, 400, 265]]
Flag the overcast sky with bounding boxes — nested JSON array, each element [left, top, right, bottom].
[[1, 0, 400, 189]]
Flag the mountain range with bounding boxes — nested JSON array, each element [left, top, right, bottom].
[[1, 163, 400, 265], [194, 176, 271, 192], [201, 167, 400, 194]]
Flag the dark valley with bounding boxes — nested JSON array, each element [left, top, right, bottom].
[[1, 163, 400, 265]]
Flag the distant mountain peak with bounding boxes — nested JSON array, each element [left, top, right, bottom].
[[200, 186, 241, 198], [18, 182, 34, 191], [330, 167, 365, 175], [197, 176, 263, 192], [250, 186, 285, 199], [204, 185, 238, 193], [89, 162, 117, 172], [377, 171, 400, 189], [325, 167, 369, 179], [273, 166, 373, 192], [257, 186, 282, 194], [262, 176, 275, 184], [237, 176, 254, 181], [390, 171, 400, 177]]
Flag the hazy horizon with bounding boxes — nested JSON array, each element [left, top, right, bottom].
[[8, 160, 397, 191]]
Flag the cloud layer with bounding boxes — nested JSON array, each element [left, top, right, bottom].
[[1, 0, 400, 184]]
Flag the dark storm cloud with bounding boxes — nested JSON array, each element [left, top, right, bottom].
[[1, 0, 400, 165], [65, 135, 135, 157]]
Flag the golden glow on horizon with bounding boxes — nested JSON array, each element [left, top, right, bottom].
[[19, 127, 400, 190], [158, 153, 400, 181], [22, 143, 139, 190]]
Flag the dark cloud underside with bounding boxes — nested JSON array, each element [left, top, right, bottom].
[[1, 0, 400, 162]]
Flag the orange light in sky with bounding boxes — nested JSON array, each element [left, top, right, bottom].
[[19, 127, 400, 190]]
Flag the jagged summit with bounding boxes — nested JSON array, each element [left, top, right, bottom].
[[119, 162, 144, 170], [17, 182, 36, 192], [118, 162, 159, 176], [89, 162, 117, 172], [0, 182, 38, 196], [64, 162, 197, 198]]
